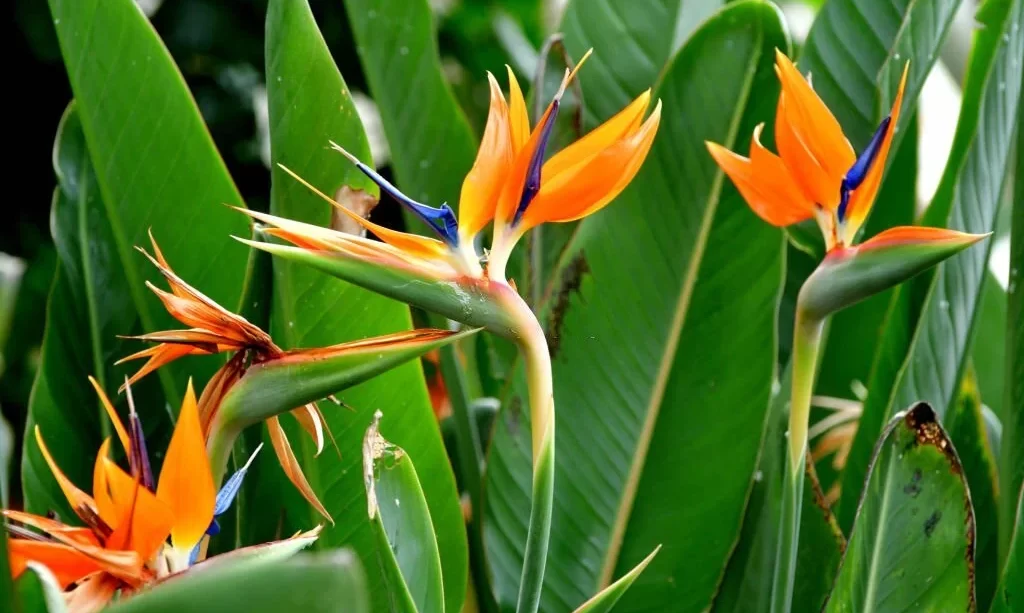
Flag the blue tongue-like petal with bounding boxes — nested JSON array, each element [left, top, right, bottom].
[[330, 142, 459, 246], [512, 98, 561, 226], [838, 116, 890, 222]]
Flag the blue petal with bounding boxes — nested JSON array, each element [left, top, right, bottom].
[[336, 146, 459, 246], [213, 443, 264, 516], [188, 541, 201, 566], [129, 413, 155, 491], [838, 116, 890, 222], [205, 518, 221, 537], [512, 98, 561, 226]]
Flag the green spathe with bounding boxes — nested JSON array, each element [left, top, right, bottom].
[[799, 231, 989, 319]]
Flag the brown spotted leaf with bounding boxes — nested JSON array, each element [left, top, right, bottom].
[[824, 403, 976, 612]]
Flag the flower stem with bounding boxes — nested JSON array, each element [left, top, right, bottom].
[[771, 301, 824, 613], [499, 288, 555, 613]]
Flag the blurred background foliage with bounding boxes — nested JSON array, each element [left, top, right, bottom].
[[1, 0, 1010, 515]]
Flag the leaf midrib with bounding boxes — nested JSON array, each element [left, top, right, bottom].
[[596, 25, 767, 587], [75, 136, 113, 442]]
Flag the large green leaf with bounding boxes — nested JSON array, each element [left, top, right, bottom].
[[29, 0, 254, 514], [972, 271, 1008, 417], [990, 483, 1023, 613], [711, 363, 847, 613], [363, 411, 445, 613], [799, 0, 962, 155], [558, 0, 722, 128], [825, 402, 976, 611], [838, 0, 1023, 531], [1000, 75, 1024, 565], [947, 368, 1000, 612], [105, 552, 370, 613], [21, 105, 171, 520], [342, 0, 477, 217], [45, 0, 251, 367], [484, 3, 787, 611], [263, 3, 466, 613]]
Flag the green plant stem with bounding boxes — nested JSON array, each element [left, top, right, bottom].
[[500, 289, 555, 613], [772, 305, 824, 613]]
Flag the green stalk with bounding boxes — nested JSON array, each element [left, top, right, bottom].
[[771, 304, 824, 613], [499, 289, 555, 613]]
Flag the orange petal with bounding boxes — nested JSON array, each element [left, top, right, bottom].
[[197, 356, 246, 436], [706, 124, 817, 226], [842, 62, 909, 245], [93, 439, 119, 527], [116, 343, 204, 390], [65, 571, 121, 613], [854, 225, 987, 251], [138, 242, 274, 349], [774, 50, 855, 181], [542, 89, 651, 179], [775, 92, 842, 209], [520, 100, 661, 228], [6, 513, 147, 587], [102, 457, 173, 559], [291, 404, 327, 457], [156, 380, 216, 551], [458, 72, 514, 239], [506, 66, 530, 151], [2, 510, 100, 547], [494, 51, 592, 225], [8, 539, 105, 589], [89, 377, 131, 456], [34, 426, 98, 526], [266, 416, 333, 523], [273, 166, 451, 263]]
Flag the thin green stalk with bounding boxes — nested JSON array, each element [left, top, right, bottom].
[[771, 306, 824, 613], [500, 290, 555, 613]]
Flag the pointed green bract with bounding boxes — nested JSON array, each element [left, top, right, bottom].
[[246, 240, 518, 335], [207, 328, 479, 477], [573, 546, 661, 613], [799, 233, 988, 320], [363, 412, 445, 613]]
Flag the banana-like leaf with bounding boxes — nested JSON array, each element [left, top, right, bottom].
[[948, 367, 1001, 611], [990, 484, 1023, 613], [262, 4, 468, 612], [342, 0, 476, 221], [1001, 78, 1024, 565], [105, 552, 370, 613], [484, 4, 788, 611], [800, 0, 961, 156], [824, 403, 976, 611], [21, 105, 172, 521], [45, 0, 251, 374], [559, 0, 722, 132], [362, 411, 444, 613], [13, 563, 67, 613], [838, 0, 1023, 531]]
